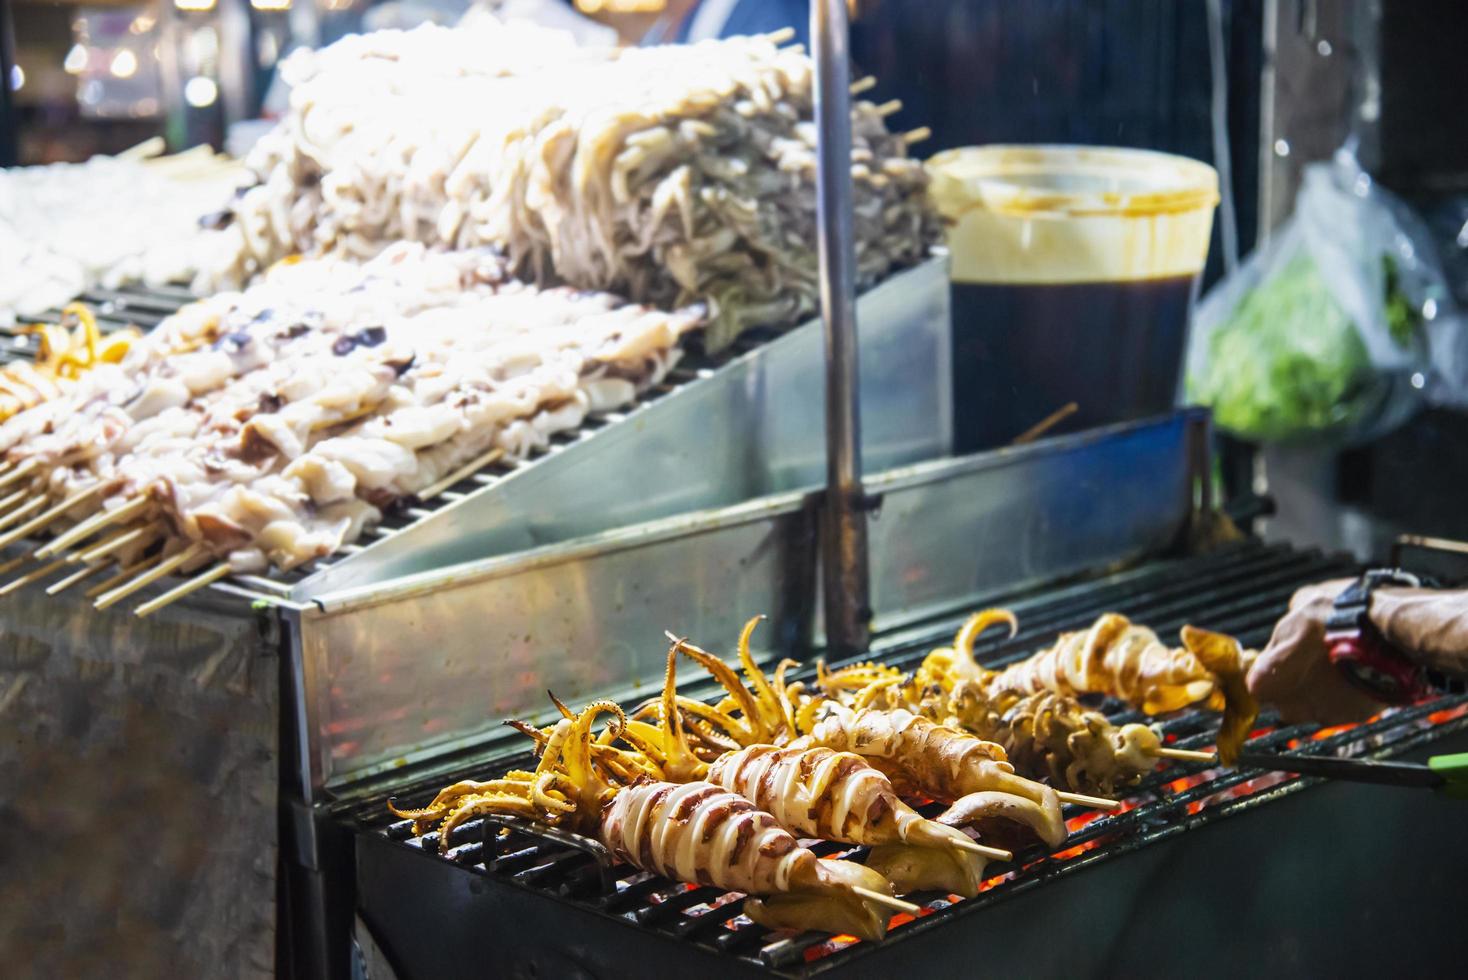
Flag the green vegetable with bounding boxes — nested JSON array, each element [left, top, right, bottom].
[[1382, 253, 1422, 348], [1188, 254, 1375, 442]]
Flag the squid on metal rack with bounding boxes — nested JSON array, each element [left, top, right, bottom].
[[389, 698, 912, 941], [820, 608, 1246, 787], [658, 616, 1070, 850], [0, 305, 139, 423], [604, 639, 1008, 896], [978, 612, 1259, 765]]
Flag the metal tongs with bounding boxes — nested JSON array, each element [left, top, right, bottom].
[[1235, 748, 1468, 799]]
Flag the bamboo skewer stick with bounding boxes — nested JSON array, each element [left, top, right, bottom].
[[951, 838, 1012, 861], [0, 484, 105, 550], [850, 887, 922, 916], [76, 523, 158, 564], [1012, 402, 1080, 446], [0, 497, 45, 533], [0, 556, 25, 579], [40, 495, 149, 557], [901, 126, 932, 146], [415, 447, 505, 502], [0, 488, 27, 517], [0, 558, 68, 598], [1056, 791, 1121, 811], [134, 563, 231, 618], [849, 75, 877, 96], [45, 561, 112, 596], [764, 26, 797, 45], [1155, 747, 1218, 763], [0, 459, 37, 490], [85, 554, 161, 600], [874, 99, 903, 117], [94, 544, 203, 611], [0, 460, 14, 479]]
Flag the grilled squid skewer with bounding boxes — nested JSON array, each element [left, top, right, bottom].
[[391, 699, 907, 941], [949, 685, 1162, 796], [666, 617, 1070, 849], [796, 702, 1068, 849], [708, 744, 998, 897], [636, 637, 1004, 895], [978, 613, 1259, 765]]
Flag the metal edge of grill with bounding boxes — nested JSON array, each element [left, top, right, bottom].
[[347, 542, 1468, 978]]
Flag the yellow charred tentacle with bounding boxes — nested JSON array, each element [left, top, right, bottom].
[[735, 615, 786, 738], [660, 639, 707, 782], [952, 608, 1019, 675], [673, 635, 768, 740]]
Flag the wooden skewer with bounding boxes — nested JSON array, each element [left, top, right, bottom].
[[874, 99, 903, 117], [1057, 791, 1121, 811], [134, 563, 231, 618], [85, 554, 161, 600], [0, 484, 105, 550], [0, 488, 28, 516], [0, 556, 27, 580], [76, 523, 158, 564], [950, 838, 1012, 862], [94, 544, 203, 611], [0, 558, 68, 598], [0, 497, 45, 533], [0, 459, 14, 479], [1012, 402, 1080, 446], [850, 887, 922, 916], [45, 560, 112, 596], [415, 447, 505, 502], [40, 495, 150, 557], [764, 26, 797, 45], [0, 458, 37, 490], [849, 75, 877, 96], [901, 126, 932, 146], [1156, 747, 1217, 763]]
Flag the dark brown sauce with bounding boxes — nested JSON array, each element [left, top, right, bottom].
[[951, 274, 1199, 452]]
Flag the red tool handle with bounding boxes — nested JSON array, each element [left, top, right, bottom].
[[1326, 628, 1428, 704]]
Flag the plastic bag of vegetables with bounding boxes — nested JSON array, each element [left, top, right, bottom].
[[1187, 152, 1458, 446]]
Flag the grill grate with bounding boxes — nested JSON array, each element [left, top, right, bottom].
[[355, 542, 1468, 977]]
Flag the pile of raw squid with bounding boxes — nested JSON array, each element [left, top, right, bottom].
[[0, 244, 702, 607], [199, 21, 937, 351]]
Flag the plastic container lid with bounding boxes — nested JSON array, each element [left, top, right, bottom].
[[927, 145, 1220, 284]]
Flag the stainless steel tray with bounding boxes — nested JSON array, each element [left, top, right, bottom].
[[285, 410, 1206, 795]]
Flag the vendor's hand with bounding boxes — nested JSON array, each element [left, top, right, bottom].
[[1247, 580, 1380, 725], [1248, 579, 1468, 725]]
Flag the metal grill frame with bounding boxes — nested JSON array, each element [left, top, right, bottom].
[[351, 541, 1468, 979]]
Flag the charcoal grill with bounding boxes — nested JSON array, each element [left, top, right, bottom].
[[349, 542, 1468, 979]]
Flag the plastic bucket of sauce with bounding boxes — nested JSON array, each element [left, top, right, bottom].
[[928, 145, 1219, 451]]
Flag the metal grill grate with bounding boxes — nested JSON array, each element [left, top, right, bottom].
[[355, 542, 1468, 977]]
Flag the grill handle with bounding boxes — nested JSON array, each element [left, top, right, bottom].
[[1237, 748, 1468, 797]]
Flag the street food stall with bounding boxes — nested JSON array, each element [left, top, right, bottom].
[[3, 3, 1467, 979]]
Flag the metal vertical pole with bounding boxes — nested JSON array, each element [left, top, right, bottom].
[[0, 0, 18, 166], [811, 0, 870, 656]]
